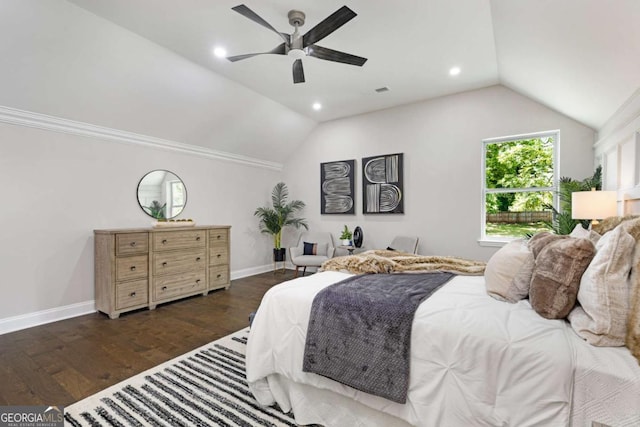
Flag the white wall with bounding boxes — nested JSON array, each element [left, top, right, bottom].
[[594, 89, 640, 212], [283, 85, 596, 261], [0, 120, 282, 332], [0, 0, 316, 164]]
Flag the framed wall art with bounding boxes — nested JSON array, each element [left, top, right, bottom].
[[362, 153, 404, 214], [320, 159, 355, 214]]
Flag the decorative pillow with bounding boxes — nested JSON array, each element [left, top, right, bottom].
[[485, 240, 533, 302], [591, 215, 640, 235], [527, 232, 567, 258], [568, 225, 635, 346], [529, 237, 596, 319], [620, 218, 640, 360], [569, 223, 602, 245], [303, 242, 327, 256], [626, 244, 640, 360]]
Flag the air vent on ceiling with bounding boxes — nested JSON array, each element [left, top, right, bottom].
[[375, 86, 390, 93]]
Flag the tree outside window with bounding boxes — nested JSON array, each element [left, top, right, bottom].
[[482, 131, 558, 240]]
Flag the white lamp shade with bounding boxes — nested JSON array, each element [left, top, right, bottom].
[[571, 190, 617, 220]]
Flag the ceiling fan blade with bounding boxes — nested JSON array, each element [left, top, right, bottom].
[[227, 43, 286, 62], [307, 45, 367, 66], [302, 6, 357, 47], [232, 4, 290, 45], [292, 59, 305, 84]]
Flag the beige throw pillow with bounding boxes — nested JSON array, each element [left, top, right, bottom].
[[485, 240, 533, 303], [619, 218, 640, 360], [528, 232, 567, 258], [530, 237, 596, 319], [568, 225, 635, 346], [570, 224, 602, 245]]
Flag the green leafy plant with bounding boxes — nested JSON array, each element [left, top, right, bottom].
[[543, 166, 602, 235], [339, 225, 352, 240], [143, 200, 166, 219], [254, 182, 308, 249]]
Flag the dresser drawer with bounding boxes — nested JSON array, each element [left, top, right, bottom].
[[153, 250, 206, 276], [116, 233, 148, 256], [209, 229, 229, 244], [209, 266, 229, 290], [153, 230, 206, 251], [210, 246, 229, 265], [115, 279, 148, 309], [154, 272, 206, 300], [115, 255, 148, 281]]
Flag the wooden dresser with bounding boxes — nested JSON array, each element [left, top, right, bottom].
[[94, 225, 231, 318]]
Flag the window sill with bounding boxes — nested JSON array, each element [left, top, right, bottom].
[[477, 239, 512, 248]]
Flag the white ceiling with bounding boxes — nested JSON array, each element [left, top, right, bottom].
[[67, 0, 640, 129]]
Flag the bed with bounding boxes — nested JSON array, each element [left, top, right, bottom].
[[246, 225, 640, 426]]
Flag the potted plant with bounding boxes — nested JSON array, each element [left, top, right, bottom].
[[143, 200, 166, 219], [339, 225, 353, 246], [543, 166, 602, 235], [254, 182, 308, 262]]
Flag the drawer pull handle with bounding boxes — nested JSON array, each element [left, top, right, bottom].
[[196, 257, 201, 261], [162, 239, 167, 244], [130, 291, 136, 297], [217, 235, 221, 239], [196, 236, 201, 241], [130, 242, 137, 247], [216, 274, 222, 279], [162, 262, 167, 267], [196, 279, 201, 284], [130, 266, 136, 271], [162, 286, 167, 291], [217, 254, 221, 258]]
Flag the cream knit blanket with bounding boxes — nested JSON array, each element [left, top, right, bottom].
[[321, 250, 486, 275]]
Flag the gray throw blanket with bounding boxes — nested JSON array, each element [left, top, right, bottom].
[[302, 272, 455, 403]]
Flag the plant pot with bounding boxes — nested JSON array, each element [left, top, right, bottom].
[[342, 239, 352, 246], [273, 248, 286, 262]]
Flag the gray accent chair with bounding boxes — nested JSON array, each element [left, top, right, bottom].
[[388, 236, 419, 254], [290, 231, 335, 277]]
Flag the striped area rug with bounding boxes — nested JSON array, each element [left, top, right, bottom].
[[64, 328, 301, 426]]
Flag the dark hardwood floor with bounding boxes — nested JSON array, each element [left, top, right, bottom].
[[0, 271, 292, 407]]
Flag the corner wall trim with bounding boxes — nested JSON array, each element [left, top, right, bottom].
[[0, 105, 283, 171], [0, 300, 96, 336]]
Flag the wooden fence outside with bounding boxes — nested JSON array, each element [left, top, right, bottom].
[[487, 211, 552, 224]]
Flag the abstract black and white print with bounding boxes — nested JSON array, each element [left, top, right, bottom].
[[321, 159, 355, 214], [362, 153, 404, 214]]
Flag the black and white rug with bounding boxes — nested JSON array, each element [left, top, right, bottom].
[[64, 328, 299, 426]]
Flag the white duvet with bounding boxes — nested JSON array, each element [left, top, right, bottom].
[[247, 271, 580, 426]]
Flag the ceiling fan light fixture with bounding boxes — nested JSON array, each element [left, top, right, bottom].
[[288, 48, 306, 59], [312, 102, 322, 111], [449, 66, 461, 76]]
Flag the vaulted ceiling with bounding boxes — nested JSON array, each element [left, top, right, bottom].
[[68, 0, 640, 129]]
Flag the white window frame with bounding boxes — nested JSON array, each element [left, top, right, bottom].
[[479, 130, 560, 246]]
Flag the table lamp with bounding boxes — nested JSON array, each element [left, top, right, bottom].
[[571, 188, 617, 227]]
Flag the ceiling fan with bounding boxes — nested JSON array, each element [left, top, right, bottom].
[[227, 4, 367, 84]]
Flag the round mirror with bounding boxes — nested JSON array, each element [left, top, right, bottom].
[[136, 170, 187, 219]]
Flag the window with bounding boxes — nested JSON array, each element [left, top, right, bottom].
[[481, 131, 558, 243], [168, 180, 186, 218]]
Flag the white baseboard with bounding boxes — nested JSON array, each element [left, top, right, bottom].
[[0, 300, 96, 336], [230, 264, 293, 280], [0, 266, 297, 335]]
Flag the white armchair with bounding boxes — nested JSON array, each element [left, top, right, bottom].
[[290, 231, 335, 277], [388, 235, 419, 254]]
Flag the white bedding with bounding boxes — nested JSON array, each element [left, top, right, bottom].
[[246, 271, 640, 427]]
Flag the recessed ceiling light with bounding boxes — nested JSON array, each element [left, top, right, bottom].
[[312, 102, 322, 111], [449, 66, 461, 76], [213, 47, 227, 58]]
